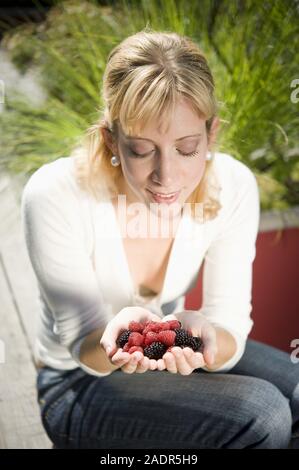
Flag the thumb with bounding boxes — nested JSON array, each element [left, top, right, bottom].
[[201, 326, 218, 366], [204, 347, 216, 366], [101, 342, 118, 359], [100, 329, 118, 358]]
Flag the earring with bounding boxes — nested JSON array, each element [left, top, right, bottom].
[[110, 155, 120, 167], [206, 152, 212, 161]]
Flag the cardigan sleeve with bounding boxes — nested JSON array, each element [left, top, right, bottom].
[[200, 168, 260, 372], [21, 165, 114, 377]]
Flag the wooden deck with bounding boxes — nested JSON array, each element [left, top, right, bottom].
[[0, 172, 52, 449]]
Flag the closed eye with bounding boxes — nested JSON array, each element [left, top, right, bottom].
[[130, 149, 199, 158]]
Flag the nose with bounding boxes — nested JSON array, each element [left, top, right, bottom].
[[150, 152, 176, 188]]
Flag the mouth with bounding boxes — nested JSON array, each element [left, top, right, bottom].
[[146, 189, 181, 204]]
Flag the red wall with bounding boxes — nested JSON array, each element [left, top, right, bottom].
[[184, 228, 299, 353]]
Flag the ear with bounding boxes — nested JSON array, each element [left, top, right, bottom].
[[207, 116, 220, 150], [100, 127, 119, 155]]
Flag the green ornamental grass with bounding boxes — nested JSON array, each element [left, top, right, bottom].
[[0, 0, 298, 210]]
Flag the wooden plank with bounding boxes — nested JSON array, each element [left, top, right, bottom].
[[0, 172, 39, 352], [0, 251, 52, 448], [1, 227, 40, 353], [0, 175, 20, 242]]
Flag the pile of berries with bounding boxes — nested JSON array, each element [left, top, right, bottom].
[[116, 320, 204, 360]]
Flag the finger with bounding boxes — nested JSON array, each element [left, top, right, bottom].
[[149, 359, 158, 370], [100, 323, 122, 354], [157, 359, 166, 371], [111, 348, 131, 366], [171, 347, 193, 375], [99, 338, 115, 358], [121, 352, 143, 374], [112, 349, 143, 366], [135, 356, 151, 374], [204, 348, 216, 367], [163, 351, 178, 374], [122, 356, 139, 374], [201, 326, 218, 366], [183, 347, 205, 369]]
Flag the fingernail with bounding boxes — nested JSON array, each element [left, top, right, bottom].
[[106, 347, 111, 355]]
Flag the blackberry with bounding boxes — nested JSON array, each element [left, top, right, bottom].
[[174, 328, 192, 347], [188, 336, 204, 353], [116, 329, 131, 348], [143, 341, 167, 360]]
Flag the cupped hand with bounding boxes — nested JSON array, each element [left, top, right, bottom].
[[155, 346, 205, 374], [100, 306, 163, 374], [156, 311, 218, 375], [109, 348, 159, 374]]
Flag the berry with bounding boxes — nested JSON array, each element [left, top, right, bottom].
[[123, 342, 131, 352], [116, 321, 204, 359], [167, 320, 182, 330], [157, 330, 176, 347], [143, 342, 167, 360], [142, 322, 159, 335], [128, 321, 144, 333], [189, 336, 204, 353], [174, 328, 193, 347], [128, 346, 144, 354], [116, 329, 131, 348], [144, 331, 159, 346], [128, 332, 144, 347], [159, 321, 172, 331]]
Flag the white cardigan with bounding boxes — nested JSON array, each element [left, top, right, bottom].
[[21, 152, 260, 376]]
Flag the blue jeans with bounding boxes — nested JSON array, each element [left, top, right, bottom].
[[36, 339, 299, 449]]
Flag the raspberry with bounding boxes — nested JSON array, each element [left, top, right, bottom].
[[159, 321, 171, 331], [128, 332, 144, 347], [128, 321, 144, 333], [157, 330, 176, 347], [123, 342, 131, 352], [144, 331, 159, 346], [143, 321, 161, 334], [167, 320, 182, 330], [143, 342, 167, 360], [128, 346, 144, 354], [116, 329, 131, 348]]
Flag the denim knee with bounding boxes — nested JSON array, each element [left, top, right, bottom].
[[239, 378, 292, 449]]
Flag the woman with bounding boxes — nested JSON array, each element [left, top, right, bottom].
[[21, 29, 298, 449]]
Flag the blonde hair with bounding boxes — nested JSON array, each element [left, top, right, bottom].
[[73, 28, 222, 222]]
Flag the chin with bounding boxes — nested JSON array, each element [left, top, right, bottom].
[[149, 202, 183, 219]]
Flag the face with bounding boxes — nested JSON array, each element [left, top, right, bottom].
[[103, 96, 219, 219]]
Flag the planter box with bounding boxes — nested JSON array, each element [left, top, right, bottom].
[[184, 206, 299, 354]]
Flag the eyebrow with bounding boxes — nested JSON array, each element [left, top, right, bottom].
[[124, 133, 202, 142]]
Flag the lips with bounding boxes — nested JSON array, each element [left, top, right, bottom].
[[147, 189, 180, 204]]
